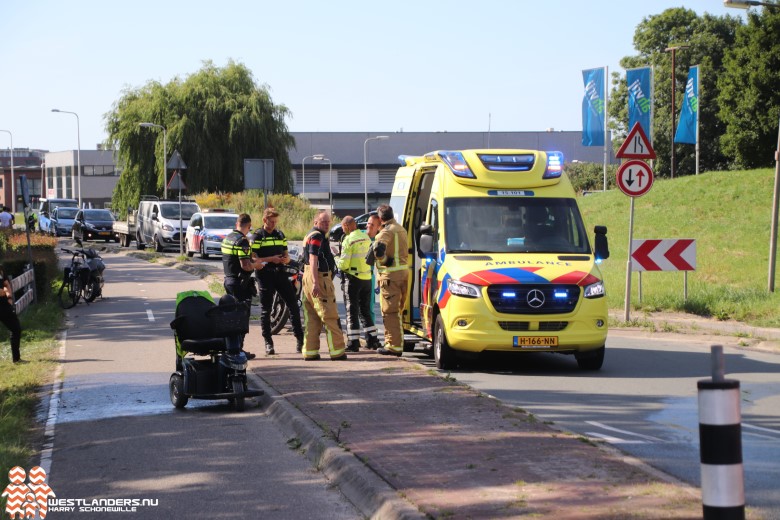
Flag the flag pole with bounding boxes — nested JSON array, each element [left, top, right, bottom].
[[603, 66, 608, 191]]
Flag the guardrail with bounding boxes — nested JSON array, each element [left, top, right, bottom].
[[10, 264, 36, 314]]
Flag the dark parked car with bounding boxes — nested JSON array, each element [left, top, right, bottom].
[[72, 209, 119, 242], [49, 206, 80, 237], [328, 212, 375, 244]]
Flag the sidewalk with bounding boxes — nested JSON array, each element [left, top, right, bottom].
[[246, 329, 706, 519]]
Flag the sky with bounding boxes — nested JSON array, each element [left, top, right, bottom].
[[1, 0, 742, 153]]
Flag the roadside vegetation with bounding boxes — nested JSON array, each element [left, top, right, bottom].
[[577, 167, 780, 327], [192, 191, 325, 240], [0, 231, 62, 498]]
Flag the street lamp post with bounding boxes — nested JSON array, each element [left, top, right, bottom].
[[363, 135, 389, 214], [665, 45, 689, 180], [313, 155, 333, 214], [0, 130, 14, 213], [301, 155, 319, 200], [725, 0, 780, 291], [51, 109, 81, 208], [139, 122, 168, 199]]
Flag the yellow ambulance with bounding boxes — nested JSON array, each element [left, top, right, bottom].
[[389, 149, 610, 370]]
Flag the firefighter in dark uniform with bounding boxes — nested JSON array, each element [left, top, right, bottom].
[[301, 210, 347, 361], [249, 208, 304, 355], [221, 213, 264, 360]]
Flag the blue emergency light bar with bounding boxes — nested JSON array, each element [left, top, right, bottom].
[[543, 151, 564, 179], [477, 153, 536, 172]]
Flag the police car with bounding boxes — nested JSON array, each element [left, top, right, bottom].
[[185, 209, 238, 259]]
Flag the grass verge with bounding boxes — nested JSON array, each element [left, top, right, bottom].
[[0, 283, 62, 499]]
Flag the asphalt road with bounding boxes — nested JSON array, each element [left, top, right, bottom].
[[404, 332, 780, 516], [42, 252, 361, 519]]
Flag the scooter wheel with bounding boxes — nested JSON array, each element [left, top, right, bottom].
[[232, 379, 245, 412], [170, 374, 188, 408]]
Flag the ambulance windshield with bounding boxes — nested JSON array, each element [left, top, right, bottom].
[[444, 197, 590, 254]]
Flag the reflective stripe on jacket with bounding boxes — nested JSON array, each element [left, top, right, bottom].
[[375, 219, 409, 279], [337, 230, 372, 280]]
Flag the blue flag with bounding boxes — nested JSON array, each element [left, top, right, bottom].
[[627, 67, 652, 143], [582, 68, 605, 146], [675, 65, 698, 144]]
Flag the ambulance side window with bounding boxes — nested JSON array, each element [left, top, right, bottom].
[[429, 199, 439, 251]]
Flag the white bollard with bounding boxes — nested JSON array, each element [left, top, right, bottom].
[[698, 345, 744, 520]]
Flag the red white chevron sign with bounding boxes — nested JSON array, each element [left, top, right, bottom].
[[631, 239, 696, 272]]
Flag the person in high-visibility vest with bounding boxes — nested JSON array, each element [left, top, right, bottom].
[[301, 210, 347, 361], [370, 204, 409, 357], [365, 212, 382, 330], [221, 213, 265, 360], [337, 215, 380, 352]]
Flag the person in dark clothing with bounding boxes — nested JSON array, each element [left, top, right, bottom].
[[221, 213, 265, 360], [249, 208, 304, 355], [0, 265, 23, 363]]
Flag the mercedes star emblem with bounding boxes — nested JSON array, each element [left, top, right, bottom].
[[526, 289, 545, 308]]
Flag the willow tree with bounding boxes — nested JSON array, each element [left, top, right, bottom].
[[105, 61, 294, 216]]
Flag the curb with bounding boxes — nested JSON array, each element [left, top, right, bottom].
[[246, 368, 426, 520]]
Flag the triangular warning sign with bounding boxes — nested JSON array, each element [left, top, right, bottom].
[[616, 122, 656, 160], [167, 171, 187, 191]]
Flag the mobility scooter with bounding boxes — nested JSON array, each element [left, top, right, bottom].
[[169, 291, 263, 412]]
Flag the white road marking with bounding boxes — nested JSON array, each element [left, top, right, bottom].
[[742, 423, 780, 439], [147, 309, 155, 322], [585, 432, 647, 444], [585, 421, 665, 442], [39, 331, 67, 475]]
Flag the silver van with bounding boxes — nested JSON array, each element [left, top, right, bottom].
[[37, 198, 78, 234], [136, 196, 201, 252]]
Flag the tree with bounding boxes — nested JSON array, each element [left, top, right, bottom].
[[608, 9, 741, 177], [718, 6, 780, 169], [105, 61, 294, 216]]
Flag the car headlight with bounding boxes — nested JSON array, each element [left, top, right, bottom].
[[161, 224, 174, 232], [584, 280, 605, 299], [449, 279, 481, 298], [205, 234, 221, 241]]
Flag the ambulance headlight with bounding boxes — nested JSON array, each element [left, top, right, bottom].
[[583, 280, 605, 299], [449, 279, 480, 298]]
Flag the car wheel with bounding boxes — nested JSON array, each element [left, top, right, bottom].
[[200, 241, 210, 259], [169, 374, 188, 408], [433, 314, 457, 370], [575, 346, 605, 371], [154, 234, 164, 253]]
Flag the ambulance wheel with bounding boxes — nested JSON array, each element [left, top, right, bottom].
[[433, 315, 457, 370], [170, 374, 188, 408], [575, 346, 605, 371], [232, 379, 245, 412]]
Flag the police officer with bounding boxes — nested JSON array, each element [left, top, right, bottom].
[[301, 210, 347, 361], [249, 208, 304, 355], [370, 204, 409, 357], [337, 215, 380, 352], [221, 213, 264, 360]]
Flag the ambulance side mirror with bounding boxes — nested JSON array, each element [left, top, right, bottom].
[[418, 224, 435, 258], [594, 225, 609, 261]]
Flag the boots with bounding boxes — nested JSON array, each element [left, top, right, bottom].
[[347, 339, 361, 352], [296, 336, 304, 353], [365, 336, 382, 350]]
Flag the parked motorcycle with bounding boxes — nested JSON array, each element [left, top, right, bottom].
[[254, 245, 303, 335], [58, 245, 106, 309]]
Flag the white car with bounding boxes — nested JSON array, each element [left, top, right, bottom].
[[185, 210, 238, 259]]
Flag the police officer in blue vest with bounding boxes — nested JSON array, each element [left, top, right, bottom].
[[250, 208, 305, 355]]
